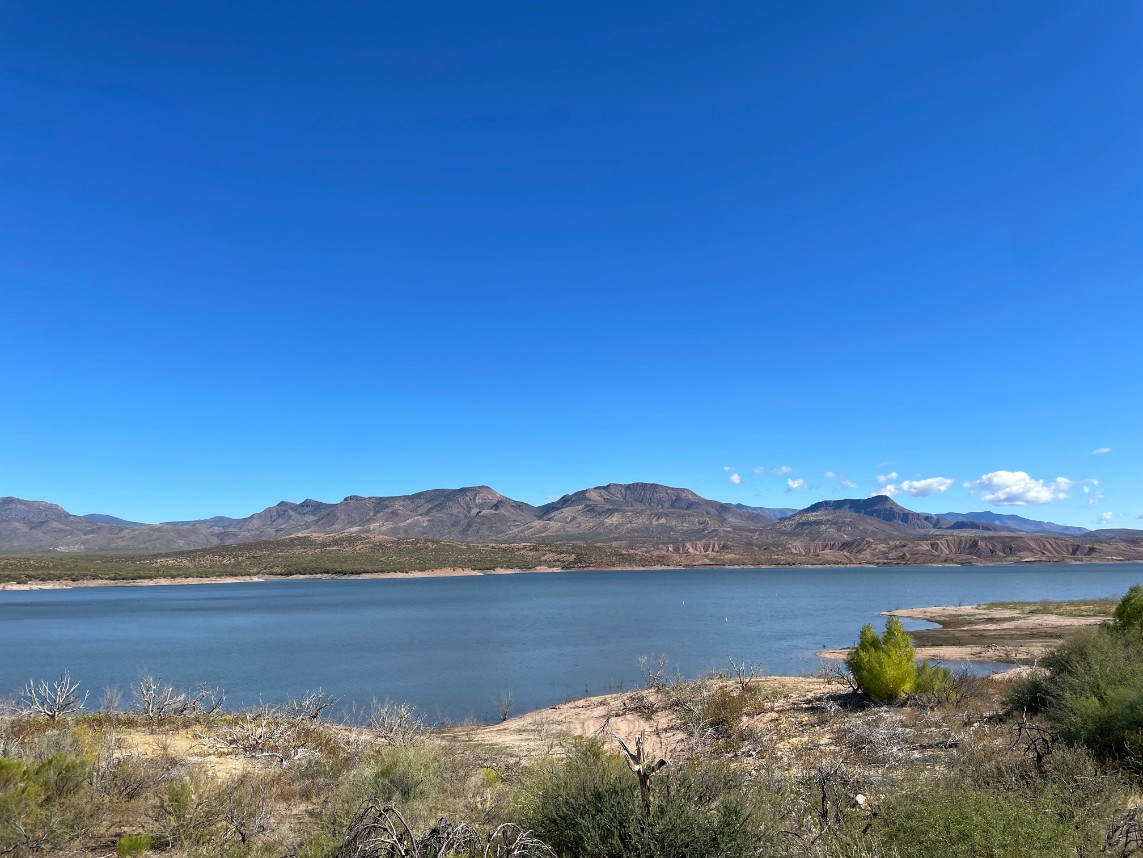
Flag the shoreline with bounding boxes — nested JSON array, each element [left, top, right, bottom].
[[0, 561, 1057, 591], [816, 603, 1110, 665], [1, 558, 1139, 591]]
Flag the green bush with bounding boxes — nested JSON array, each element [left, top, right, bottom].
[[912, 660, 954, 700], [115, 832, 153, 856], [846, 618, 917, 702], [879, 772, 1105, 858], [515, 746, 779, 858], [1007, 584, 1143, 763], [0, 754, 93, 857], [1113, 583, 1143, 633]]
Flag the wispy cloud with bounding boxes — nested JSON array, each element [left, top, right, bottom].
[[966, 470, 1086, 505], [723, 466, 735, 472], [1092, 447, 1112, 455], [773, 465, 793, 476], [752, 466, 765, 474], [840, 479, 858, 489], [876, 472, 898, 485], [823, 471, 836, 478], [1098, 511, 1113, 523], [728, 473, 742, 485], [786, 478, 807, 491]]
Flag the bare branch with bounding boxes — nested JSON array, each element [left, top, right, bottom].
[[19, 672, 88, 721]]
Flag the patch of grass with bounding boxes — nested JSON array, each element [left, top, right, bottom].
[[982, 598, 1118, 618]]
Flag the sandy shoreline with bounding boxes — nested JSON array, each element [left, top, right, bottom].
[[4, 562, 989, 591], [816, 604, 1109, 665]]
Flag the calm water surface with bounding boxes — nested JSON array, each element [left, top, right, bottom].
[[2, 564, 1140, 722]]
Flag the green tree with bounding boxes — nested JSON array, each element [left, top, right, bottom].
[[1113, 583, 1143, 633], [846, 617, 917, 702]]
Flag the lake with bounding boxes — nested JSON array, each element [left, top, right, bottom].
[[2, 563, 1140, 723]]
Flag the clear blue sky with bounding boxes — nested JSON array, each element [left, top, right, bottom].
[[2, 2, 1140, 527]]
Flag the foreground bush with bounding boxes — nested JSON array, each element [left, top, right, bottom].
[[515, 743, 780, 858], [1007, 584, 1143, 763], [880, 762, 1113, 858]]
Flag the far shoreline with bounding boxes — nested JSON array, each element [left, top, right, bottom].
[[2, 558, 1139, 591]]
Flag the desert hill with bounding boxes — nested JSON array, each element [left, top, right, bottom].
[[0, 488, 1136, 560]]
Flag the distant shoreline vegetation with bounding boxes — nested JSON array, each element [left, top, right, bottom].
[[3, 536, 1143, 588]]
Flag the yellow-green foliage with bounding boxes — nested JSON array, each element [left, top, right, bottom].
[[0, 754, 93, 857], [1113, 583, 1143, 633], [115, 832, 153, 856], [846, 617, 917, 702], [913, 660, 954, 700]]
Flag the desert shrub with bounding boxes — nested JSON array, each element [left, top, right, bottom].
[[846, 618, 917, 702], [515, 746, 779, 858], [0, 753, 94, 856], [115, 832, 153, 856], [911, 661, 951, 697], [879, 771, 1106, 858], [1113, 583, 1143, 633], [1007, 587, 1143, 763], [700, 686, 750, 732]]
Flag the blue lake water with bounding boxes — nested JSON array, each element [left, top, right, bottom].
[[2, 563, 1140, 723]]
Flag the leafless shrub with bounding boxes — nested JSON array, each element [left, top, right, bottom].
[[368, 699, 426, 747], [493, 691, 514, 723], [727, 655, 764, 692], [840, 711, 914, 768], [1011, 712, 1054, 772], [219, 772, 274, 847], [484, 822, 557, 858], [337, 802, 475, 857], [283, 687, 340, 722], [205, 705, 315, 766], [335, 802, 555, 858], [99, 685, 123, 715], [1107, 806, 1143, 857], [133, 674, 225, 725], [92, 733, 180, 801], [637, 653, 677, 690], [818, 661, 859, 694], [18, 671, 88, 721]]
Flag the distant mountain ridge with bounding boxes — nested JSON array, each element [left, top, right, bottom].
[[0, 488, 1129, 554], [937, 511, 1089, 536]]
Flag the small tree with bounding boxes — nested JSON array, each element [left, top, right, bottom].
[[846, 618, 916, 702], [1113, 583, 1143, 633]]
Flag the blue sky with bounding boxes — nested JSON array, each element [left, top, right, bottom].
[[2, 2, 1140, 528]]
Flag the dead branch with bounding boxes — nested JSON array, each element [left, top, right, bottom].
[[19, 672, 88, 721]]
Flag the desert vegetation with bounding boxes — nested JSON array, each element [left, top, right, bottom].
[[2, 592, 1142, 857]]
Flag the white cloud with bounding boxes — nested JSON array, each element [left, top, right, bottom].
[[786, 478, 807, 491], [823, 471, 836, 478], [752, 466, 765, 474], [967, 470, 1075, 505], [1085, 490, 1105, 508], [876, 472, 898, 485], [773, 465, 793, 476], [1098, 512, 1113, 523], [878, 477, 955, 498], [723, 466, 735, 472], [728, 473, 742, 485], [1092, 447, 1112, 455], [840, 479, 858, 489]]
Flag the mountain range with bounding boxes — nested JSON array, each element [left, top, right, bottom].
[[0, 484, 1133, 555]]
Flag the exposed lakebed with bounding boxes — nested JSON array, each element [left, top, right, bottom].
[[3, 563, 1141, 723]]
